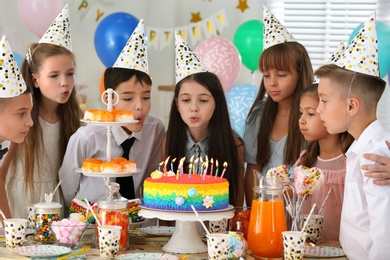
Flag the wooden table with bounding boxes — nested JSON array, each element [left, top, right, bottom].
[[0, 226, 348, 259]]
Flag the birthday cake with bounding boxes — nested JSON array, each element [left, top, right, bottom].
[[142, 173, 229, 211]]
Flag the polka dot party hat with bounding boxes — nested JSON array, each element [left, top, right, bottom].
[[263, 5, 297, 50], [113, 19, 149, 74], [0, 35, 27, 98], [328, 11, 379, 77], [175, 31, 208, 84], [39, 4, 72, 51]]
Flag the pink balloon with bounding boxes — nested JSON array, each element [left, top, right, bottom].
[[18, 0, 64, 38], [195, 37, 242, 93]]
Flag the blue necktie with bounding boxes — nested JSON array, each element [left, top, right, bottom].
[[116, 137, 135, 199]]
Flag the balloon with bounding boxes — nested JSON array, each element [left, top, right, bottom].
[[226, 83, 259, 137], [349, 21, 390, 78], [14, 52, 23, 67], [233, 20, 263, 72], [94, 12, 139, 67], [195, 37, 241, 93], [17, 0, 64, 38]]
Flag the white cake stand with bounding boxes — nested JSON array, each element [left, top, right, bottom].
[[139, 205, 234, 253]]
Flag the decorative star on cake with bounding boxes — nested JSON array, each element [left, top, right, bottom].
[[203, 196, 214, 208]]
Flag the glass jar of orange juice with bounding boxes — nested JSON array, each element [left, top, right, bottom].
[[247, 175, 287, 258], [97, 182, 129, 250]]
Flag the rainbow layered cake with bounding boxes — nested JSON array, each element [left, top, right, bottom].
[[143, 173, 229, 211]]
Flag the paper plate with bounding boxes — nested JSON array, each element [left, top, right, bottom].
[[12, 245, 71, 257], [118, 253, 179, 259], [304, 246, 345, 258], [137, 226, 175, 236]]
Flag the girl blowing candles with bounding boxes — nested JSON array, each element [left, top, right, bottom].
[[243, 6, 314, 206], [163, 32, 244, 207], [6, 5, 82, 217], [295, 83, 353, 240]]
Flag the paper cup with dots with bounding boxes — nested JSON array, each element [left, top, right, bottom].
[[209, 218, 228, 233], [207, 233, 230, 260], [300, 214, 324, 244], [98, 225, 122, 258], [4, 218, 28, 248], [282, 231, 307, 260]]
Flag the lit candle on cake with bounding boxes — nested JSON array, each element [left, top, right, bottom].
[[203, 161, 208, 181], [199, 157, 204, 175], [220, 162, 228, 178], [171, 157, 176, 172], [179, 157, 185, 178], [210, 158, 214, 176], [194, 158, 199, 174], [188, 163, 192, 179], [214, 160, 219, 179], [158, 161, 164, 172], [163, 156, 170, 175]]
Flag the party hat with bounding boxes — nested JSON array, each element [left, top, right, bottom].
[[328, 12, 379, 77], [175, 31, 208, 84], [113, 19, 149, 74], [39, 4, 72, 51], [0, 35, 27, 98], [263, 5, 296, 50]]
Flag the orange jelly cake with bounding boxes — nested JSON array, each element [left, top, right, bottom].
[[82, 158, 103, 172], [100, 162, 121, 173], [113, 110, 134, 122], [143, 173, 229, 211], [83, 109, 114, 122], [111, 157, 137, 172]]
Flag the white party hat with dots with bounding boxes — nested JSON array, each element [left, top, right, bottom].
[[0, 35, 27, 98], [113, 19, 149, 74], [263, 5, 297, 50], [328, 12, 379, 77], [39, 4, 72, 51], [175, 31, 208, 84]]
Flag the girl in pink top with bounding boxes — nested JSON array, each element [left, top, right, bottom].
[[295, 83, 354, 240]]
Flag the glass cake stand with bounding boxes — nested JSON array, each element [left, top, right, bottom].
[[139, 205, 234, 253]]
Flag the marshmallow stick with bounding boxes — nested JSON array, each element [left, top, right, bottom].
[[190, 205, 210, 235], [318, 188, 333, 215], [0, 209, 7, 220], [301, 203, 317, 232]]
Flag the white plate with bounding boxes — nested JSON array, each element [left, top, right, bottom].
[[129, 218, 146, 229], [12, 245, 71, 257], [137, 226, 175, 236], [0, 228, 34, 237], [118, 252, 179, 259], [76, 168, 140, 178], [304, 246, 345, 258], [80, 119, 138, 125]]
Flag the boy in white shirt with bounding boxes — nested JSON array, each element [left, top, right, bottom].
[[0, 35, 33, 223], [315, 12, 390, 260]]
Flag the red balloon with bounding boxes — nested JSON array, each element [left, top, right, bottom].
[[195, 37, 242, 93], [18, 0, 64, 38]]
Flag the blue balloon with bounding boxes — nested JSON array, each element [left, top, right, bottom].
[[226, 83, 259, 138], [14, 52, 23, 67], [349, 21, 390, 78], [94, 12, 139, 67]]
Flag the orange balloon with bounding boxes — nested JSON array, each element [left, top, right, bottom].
[[100, 69, 106, 94]]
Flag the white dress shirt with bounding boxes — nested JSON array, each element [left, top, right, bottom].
[[340, 120, 390, 260], [59, 115, 165, 207]]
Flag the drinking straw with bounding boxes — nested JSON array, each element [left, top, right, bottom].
[[0, 209, 7, 220], [190, 205, 210, 235], [318, 188, 333, 215], [84, 198, 101, 227], [52, 180, 62, 196], [301, 203, 316, 233]]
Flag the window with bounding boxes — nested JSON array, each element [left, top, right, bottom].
[[264, 0, 378, 70]]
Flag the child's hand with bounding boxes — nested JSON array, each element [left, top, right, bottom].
[[362, 141, 390, 186]]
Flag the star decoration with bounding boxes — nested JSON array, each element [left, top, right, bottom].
[[203, 196, 214, 208], [190, 12, 202, 23], [236, 0, 249, 13]]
